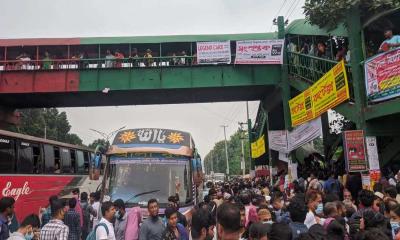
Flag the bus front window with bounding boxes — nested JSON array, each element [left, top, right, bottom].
[[108, 161, 191, 207]]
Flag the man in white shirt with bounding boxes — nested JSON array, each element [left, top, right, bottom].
[[96, 201, 116, 240], [304, 191, 324, 228], [91, 192, 101, 229]]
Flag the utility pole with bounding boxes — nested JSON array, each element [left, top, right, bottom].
[[246, 101, 254, 171], [211, 151, 214, 173], [239, 122, 247, 177], [220, 125, 229, 176]]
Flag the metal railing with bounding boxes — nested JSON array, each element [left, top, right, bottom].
[[0, 55, 239, 71], [287, 51, 354, 99]]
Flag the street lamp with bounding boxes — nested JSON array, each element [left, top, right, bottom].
[[90, 126, 126, 143]]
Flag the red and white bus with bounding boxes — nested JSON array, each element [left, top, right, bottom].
[[0, 129, 102, 222]]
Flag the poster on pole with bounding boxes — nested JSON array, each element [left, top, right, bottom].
[[289, 60, 350, 127], [366, 136, 380, 170], [196, 41, 231, 64], [362, 174, 371, 190], [289, 163, 298, 181], [235, 39, 284, 64], [370, 169, 381, 190], [343, 130, 368, 172], [365, 48, 400, 102]]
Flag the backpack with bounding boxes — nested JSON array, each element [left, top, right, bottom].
[[86, 222, 109, 240]]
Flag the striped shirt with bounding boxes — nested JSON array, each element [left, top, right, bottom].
[[40, 219, 69, 240]]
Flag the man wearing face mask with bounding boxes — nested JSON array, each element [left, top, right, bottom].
[[113, 199, 127, 240], [304, 190, 324, 229], [7, 214, 40, 240], [257, 207, 273, 224], [0, 197, 15, 240]]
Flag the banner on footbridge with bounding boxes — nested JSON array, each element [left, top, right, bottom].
[[365, 48, 400, 102], [289, 60, 350, 127], [235, 39, 284, 64]]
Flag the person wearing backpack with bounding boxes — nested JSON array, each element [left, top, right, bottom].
[[81, 192, 97, 240], [323, 172, 342, 196], [87, 201, 116, 240]]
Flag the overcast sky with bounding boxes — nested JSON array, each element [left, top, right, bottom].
[[2, 0, 305, 157], [0, 0, 305, 38]]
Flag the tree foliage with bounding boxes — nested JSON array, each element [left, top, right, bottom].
[[203, 129, 251, 176], [303, 0, 400, 29], [88, 138, 110, 150], [13, 108, 84, 145]]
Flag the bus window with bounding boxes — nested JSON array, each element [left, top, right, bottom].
[[44, 144, 55, 173], [0, 137, 15, 173], [54, 147, 61, 173], [17, 141, 34, 173], [61, 148, 72, 173], [32, 144, 43, 173], [70, 149, 76, 171], [83, 151, 90, 173], [76, 150, 85, 174]]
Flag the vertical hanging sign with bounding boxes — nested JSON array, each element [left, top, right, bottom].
[[343, 130, 368, 172]]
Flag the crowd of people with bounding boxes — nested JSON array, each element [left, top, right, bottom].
[[288, 27, 400, 66], [5, 48, 195, 71], [1, 171, 400, 240]]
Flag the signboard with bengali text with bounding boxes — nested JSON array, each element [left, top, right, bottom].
[[235, 39, 284, 64], [289, 60, 350, 126], [289, 89, 314, 127], [365, 48, 400, 102]]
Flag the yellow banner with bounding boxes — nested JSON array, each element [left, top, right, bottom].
[[289, 60, 349, 127], [251, 134, 266, 158], [289, 88, 313, 126]]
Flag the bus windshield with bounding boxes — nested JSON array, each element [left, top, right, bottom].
[[108, 160, 191, 207]]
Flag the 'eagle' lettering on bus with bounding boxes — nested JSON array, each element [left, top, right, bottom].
[[2, 181, 32, 200]]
